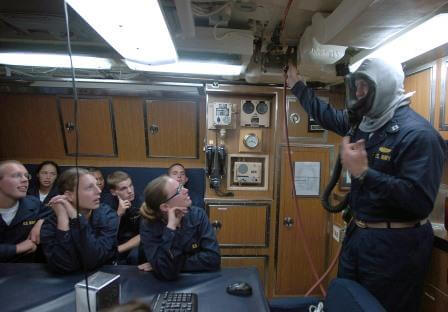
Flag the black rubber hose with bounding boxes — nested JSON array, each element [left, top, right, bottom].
[[321, 152, 349, 213]]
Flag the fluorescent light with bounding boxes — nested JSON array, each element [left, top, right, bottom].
[[350, 13, 448, 72], [0, 52, 112, 69], [124, 60, 242, 76], [66, 0, 177, 65]]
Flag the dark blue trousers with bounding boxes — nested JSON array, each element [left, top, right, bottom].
[[338, 222, 433, 312]]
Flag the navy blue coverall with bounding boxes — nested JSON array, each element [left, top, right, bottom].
[[40, 203, 118, 273], [291, 80, 446, 311], [103, 193, 143, 264], [27, 185, 59, 206], [0, 196, 50, 262], [140, 206, 221, 280]]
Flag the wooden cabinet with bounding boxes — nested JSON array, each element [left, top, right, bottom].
[[0, 94, 65, 159], [58, 97, 117, 157], [404, 54, 448, 140], [209, 204, 268, 246], [404, 62, 436, 124], [421, 247, 448, 311], [276, 145, 332, 296], [145, 99, 199, 158], [421, 284, 448, 312]]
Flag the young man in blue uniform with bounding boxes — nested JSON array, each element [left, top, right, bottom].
[[40, 168, 118, 273], [167, 163, 204, 208], [139, 175, 220, 280], [287, 58, 446, 311], [0, 160, 49, 262], [106, 171, 143, 264]]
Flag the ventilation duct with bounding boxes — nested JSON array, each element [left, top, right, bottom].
[[312, 0, 448, 49], [295, 0, 448, 83]]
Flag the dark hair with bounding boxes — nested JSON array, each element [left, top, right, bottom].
[[87, 167, 102, 174], [140, 175, 171, 221], [36, 160, 60, 176], [36, 160, 60, 188], [57, 167, 90, 194], [167, 163, 185, 175]]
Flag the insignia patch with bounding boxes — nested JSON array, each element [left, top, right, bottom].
[[387, 124, 400, 133], [192, 243, 199, 249], [22, 220, 36, 226], [379, 147, 391, 153]]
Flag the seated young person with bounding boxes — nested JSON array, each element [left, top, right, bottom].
[[27, 160, 60, 206], [167, 163, 204, 208], [0, 160, 50, 262], [87, 167, 108, 202], [40, 168, 118, 273], [106, 171, 143, 265], [139, 175, 220, 280]]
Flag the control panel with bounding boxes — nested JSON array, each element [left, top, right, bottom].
[[233, 161, 262, 184], [240, 100, 270, 128]]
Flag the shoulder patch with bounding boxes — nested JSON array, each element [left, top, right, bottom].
[[379, 147, 391, 153]]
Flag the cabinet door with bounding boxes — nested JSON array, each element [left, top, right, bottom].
[[59, 97, 117, 157], [145, 99, 198, 158], [209, 204, 268, 246], [0, 94, 65, 159], [221, 257, 266, 285], [404, 63, 436, 124], [276, 145, 331, 295], [421, 284, 448, 312], [426, 247, 448, 294]]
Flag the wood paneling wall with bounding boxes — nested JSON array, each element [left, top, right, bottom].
[[0, 93, 205, 168]]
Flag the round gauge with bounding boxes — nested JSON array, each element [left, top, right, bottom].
[[243, 133, 259, 149], [242, 101, 255, 114], [256, 101, 269, 114]]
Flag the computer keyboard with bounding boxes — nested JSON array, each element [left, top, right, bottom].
[[151, 292, 198, 312]]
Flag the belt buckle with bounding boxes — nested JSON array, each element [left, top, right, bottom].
[[356, 220, 368, 228]]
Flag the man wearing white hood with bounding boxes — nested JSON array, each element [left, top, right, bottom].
[[287, 58, 446, 311]]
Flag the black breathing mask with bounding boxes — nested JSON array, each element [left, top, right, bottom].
[[344, 73, 376, 126]]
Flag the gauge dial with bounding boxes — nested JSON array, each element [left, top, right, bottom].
[[242, 101, 255, 114], [256, 101, 269, 114], [243, 133, 259, 149]]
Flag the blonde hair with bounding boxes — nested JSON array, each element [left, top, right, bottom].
[[140, 175, 170, 221], [0, 160, 24, 179], [107, 171, 130, 190]]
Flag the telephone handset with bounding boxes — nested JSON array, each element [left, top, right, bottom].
[[205, 145, 233, 196]]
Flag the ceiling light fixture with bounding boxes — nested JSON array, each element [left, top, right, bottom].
[[124, 60, 242, 76], [66, 0, 177, 65], [0, 52, 112, 69], [350, 13, 448, 71]]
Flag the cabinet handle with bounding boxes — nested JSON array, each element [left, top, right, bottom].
[[212, 220, 222, 232], [283, 217, 294, 228], [424, 291, 436, 301], [149, 124, 159, 135], [65, 122, 75, 132]]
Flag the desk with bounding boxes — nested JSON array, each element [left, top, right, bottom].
[[0, 264, 269, 312]]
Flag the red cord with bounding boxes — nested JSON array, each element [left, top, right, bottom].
[[282, 71, 327, 297], [280, 0, 294, 36]]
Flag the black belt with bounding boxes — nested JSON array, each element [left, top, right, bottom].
[[354, 219, 428, 229]]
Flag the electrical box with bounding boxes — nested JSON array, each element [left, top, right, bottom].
[[75, 271, 120, 312], [234, 161, 262, 184], [207, 102, 235, 129], [240, 100, 270, 128]]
